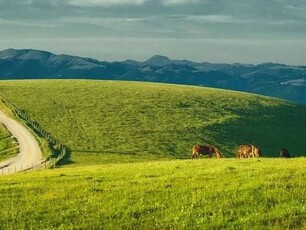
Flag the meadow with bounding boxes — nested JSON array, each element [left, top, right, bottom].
[[0, 123, 18, 162], [0, 80, 306, 229], [0, 80, 305, 165], [0, 158, 306, 229]]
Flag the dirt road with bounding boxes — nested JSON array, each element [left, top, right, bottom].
[[0, 110, 43, 174]]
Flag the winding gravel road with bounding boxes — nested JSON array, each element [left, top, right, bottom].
[[0, 110, 43, 175]]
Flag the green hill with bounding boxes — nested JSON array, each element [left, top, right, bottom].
[[0, 80, 305, 164], [1, 80, 306, 229]]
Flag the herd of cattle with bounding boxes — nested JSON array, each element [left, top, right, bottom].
[[192, 144, 291, 159]]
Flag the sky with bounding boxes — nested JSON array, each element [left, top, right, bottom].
[[0, 0, 306, 65]]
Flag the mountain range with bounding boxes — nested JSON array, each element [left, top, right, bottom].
[[0, 48, 305, 105]]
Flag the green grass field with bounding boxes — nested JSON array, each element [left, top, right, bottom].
[[0, 80, 305, 165], [0, 158, 306, 229], [0, 123, 18, 162], [0, 80, 306, 229]]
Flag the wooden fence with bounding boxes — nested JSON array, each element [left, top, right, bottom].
[[0, 95, 68, 170]]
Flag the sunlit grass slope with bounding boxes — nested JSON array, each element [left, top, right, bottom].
[[0, 101, 19, 163], [0, 123, 18, 162], [0, 80, 305, 164], [0, 158, 305, 229]]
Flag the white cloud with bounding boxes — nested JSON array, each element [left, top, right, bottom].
[[183, 14, 296, 26], [0, 19, 57, 28], [161, 0, 200, 5], [62, 16, 143, 26], [185, 15, 235, 23], [68, 0, 147, 7]]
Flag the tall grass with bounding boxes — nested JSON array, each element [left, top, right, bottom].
[[0, 101, 19, 161], [0, 80, 305, 165], [0, 123, 18, 162], [0, 158, 305, 229]]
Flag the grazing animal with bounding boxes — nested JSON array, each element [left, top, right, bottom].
[[280, 148, 291, 158], [236, 144, 261, 158], [192, 144, 222, 159]]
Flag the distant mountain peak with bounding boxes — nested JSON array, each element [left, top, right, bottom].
[[148, 55, 170, 60], [0, 48, 53, 62], [0, 48, 28, 59], [144, 55, 172, 66], [257, 62, 287, 67]]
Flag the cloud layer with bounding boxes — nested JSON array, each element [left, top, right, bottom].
[[0, 0, 306, 64], [161, 0, 200, 5], [67, 0, 147, 6]]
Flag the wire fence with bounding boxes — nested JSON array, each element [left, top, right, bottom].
[[1, 162, 43, 175], [0, 95, 69, 172]]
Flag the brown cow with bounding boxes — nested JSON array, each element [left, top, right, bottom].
[[280, 148, 291, 158], [192, 144, 222, 159], [236, 144, 261, 158]]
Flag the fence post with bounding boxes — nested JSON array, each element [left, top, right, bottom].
[[1, 95, 69, 172]]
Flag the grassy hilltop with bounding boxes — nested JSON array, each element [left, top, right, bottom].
[[0, 80, 305, 164]]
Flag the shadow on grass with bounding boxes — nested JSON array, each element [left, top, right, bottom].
[[205, 104, 306, 158], [56, 148, 74, 166]]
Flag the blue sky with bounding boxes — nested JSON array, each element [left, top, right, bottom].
[[0, 0, 306, 64]]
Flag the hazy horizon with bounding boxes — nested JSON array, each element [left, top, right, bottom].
[[1, 0, 306, 65], [1, 46, 305, 66]]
